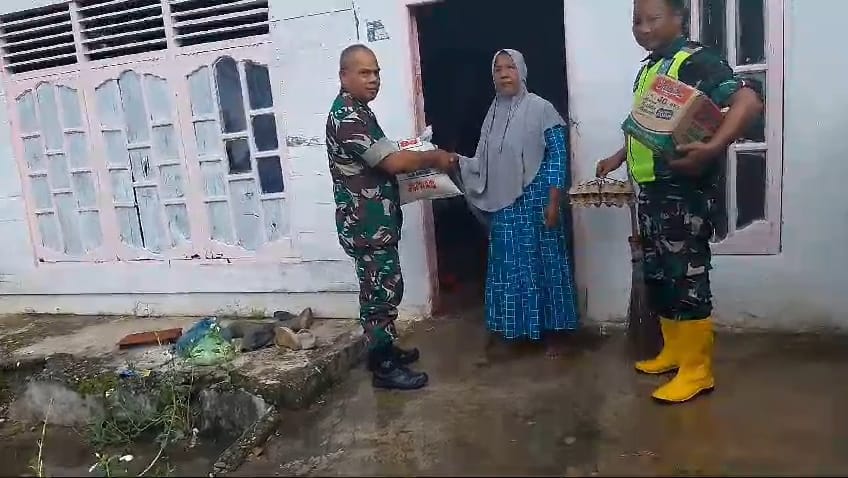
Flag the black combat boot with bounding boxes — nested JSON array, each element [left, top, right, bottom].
[[368, 345, 428, 390], [366, 345, 420, 370], [392, 345, 420, 366]]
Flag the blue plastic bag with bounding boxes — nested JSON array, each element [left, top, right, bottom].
[[174, 316, 236, 365], [174, 317, 216, 357]]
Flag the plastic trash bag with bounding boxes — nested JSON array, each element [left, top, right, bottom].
[[175, 317, 215, 356], [174, 317, 235, 366], [187, 331, 236, 366], [396, 126, 463, 205]]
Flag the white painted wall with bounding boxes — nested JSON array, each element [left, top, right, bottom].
[[566, 0, 848, 331], [564, 1, 645, 324], [272, 0, 435, 317], [0, 0, 434, 318], [2, 0, 845, 332]]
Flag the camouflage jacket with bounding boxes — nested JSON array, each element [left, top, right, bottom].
[[326, 91, 402, 251]]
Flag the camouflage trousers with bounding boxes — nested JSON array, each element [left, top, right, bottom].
[[637, 188, 714, 321], [344, 244, 404, 350]]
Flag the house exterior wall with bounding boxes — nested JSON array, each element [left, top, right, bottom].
[[567, 0, 848, 331], [0, 0, 435, 318], [1, 0, 845, 332]]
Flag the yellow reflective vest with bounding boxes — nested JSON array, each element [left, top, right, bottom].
[[626, 48, 698, 184]]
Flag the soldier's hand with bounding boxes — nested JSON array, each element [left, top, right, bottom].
[[670, 141, 724, 176], [596, 155, 624, 177], [432, 149, 458, 172]]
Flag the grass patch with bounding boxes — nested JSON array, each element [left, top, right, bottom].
[[80, 361, 200, 477]]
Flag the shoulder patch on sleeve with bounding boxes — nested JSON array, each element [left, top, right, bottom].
[[681, 45, 705, 56]]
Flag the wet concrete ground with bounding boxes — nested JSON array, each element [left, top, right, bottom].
[[238, 314, 848, 476]]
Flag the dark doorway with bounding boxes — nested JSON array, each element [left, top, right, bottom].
[[413, 0, 569, 312]]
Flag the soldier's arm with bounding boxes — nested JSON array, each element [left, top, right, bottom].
[[709, 87, 762, 150], [380, 149, 454, 175], [610, 144, 627, 164], [596, 142, 627, 177], [680, 50, 764, 150], [338, 113, 452, 175], [597, 65, 647, 177]]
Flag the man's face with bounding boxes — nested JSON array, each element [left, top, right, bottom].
[[340, 49, 381, 103], [493, 53, 521, 96], [633, 0, 683, 52]]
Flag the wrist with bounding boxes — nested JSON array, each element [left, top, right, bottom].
[[615, 147, 627, 162], [705, 138, 729, 157], [421, 151, 439, 168], [610, 152, 626, 165]]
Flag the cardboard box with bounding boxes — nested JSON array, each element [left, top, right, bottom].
[[621, 74, 723, 159]]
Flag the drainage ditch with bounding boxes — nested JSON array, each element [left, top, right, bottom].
[[1, 356, 278, 476]]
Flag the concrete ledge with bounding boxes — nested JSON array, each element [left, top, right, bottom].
[[0, 314, 368, 474], [214, 405, 280, 474], [227, 320, 367, 409]]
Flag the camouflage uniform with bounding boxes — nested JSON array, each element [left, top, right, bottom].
[[634, 38, 762, 321], [638, 181, 717, 320], [326, 90, 403, 349]]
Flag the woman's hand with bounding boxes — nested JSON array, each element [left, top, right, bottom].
[[544, 202, 560, 229], [431, 149, 458, 172], [545, 187, 562, 229]]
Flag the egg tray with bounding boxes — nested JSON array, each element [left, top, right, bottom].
[[567, 177, 635, 208]]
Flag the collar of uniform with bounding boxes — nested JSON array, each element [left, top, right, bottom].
[[642, 36, 687, 62], [340, 89, 371, 111]]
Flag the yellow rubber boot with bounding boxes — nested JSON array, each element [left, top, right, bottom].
[[652, 318, 715, 403], [634, 318, 679, 374]]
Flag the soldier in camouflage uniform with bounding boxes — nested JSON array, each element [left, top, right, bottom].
[[326, 44, 456, 390], [596, 0, 763, 403]]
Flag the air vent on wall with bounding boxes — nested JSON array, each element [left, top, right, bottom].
[[78, 0, 167, 61], [170, 0, 270, 47], [0, 3, 77, 74]]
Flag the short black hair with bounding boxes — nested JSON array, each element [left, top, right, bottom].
[[339, 44, 374, 72], [665, 0, 687, 16]]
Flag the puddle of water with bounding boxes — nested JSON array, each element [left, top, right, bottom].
[[0, 422, 225, 477]]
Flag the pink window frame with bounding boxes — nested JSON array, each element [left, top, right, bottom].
[[689, 0, 785, 255], [0, 0, 292, 263], [172, 39, 295, 262]]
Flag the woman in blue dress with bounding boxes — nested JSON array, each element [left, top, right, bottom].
[[459, 49, 579, 356]]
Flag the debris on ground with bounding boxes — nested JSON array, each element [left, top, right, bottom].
[[274, 327, 317, 351], [278, 449, 345, 476], [274, 308, 315, 333], [226, 308, 318, 352], [175, 317, 236, 366], [117, 368, 152, 379], [117, 328, 183, 349], [297, 330, 316, 350], [223, 321, 276, 352], [0, 313, 366, 476], [274, 327, 300, 350]]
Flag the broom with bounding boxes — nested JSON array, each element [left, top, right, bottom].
[[625, 174, 661, 360], [567, 175, 661, 358]]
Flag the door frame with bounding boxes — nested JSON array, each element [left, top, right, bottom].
[[404, 0, 574, 315], [405, 0, 444, 314]]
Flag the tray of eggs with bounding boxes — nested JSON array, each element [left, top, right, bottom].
[[567, 177, 635, 208]]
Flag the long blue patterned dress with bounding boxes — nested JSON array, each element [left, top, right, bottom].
[[485, 124, 579, 340]]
